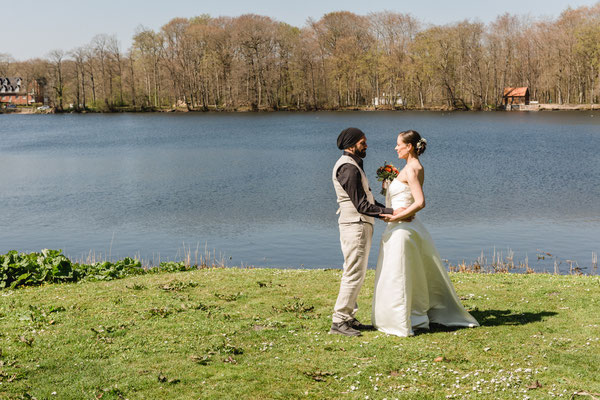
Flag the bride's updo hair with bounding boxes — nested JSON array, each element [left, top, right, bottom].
[[399, 130, 427, 156]]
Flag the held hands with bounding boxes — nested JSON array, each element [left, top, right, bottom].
[[380, 207, 414, 223]]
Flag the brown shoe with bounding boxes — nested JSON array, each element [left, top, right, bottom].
[[329, 321, 362, 336]]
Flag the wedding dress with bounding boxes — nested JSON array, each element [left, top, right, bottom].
[[372, 179, 479, 337]]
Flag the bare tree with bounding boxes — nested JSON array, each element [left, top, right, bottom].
[[370, 12, 419, 108], [0, 53, 14, 76], [133, 26, 164, 107], [70, 46, 89, 110], [207, 17, 235, 108], [234, 14, 278, 110], [108, 36, 125, 106], [47, 50, 66, 110], [126, 49, 137, 107], [91, 34, 113, 109]]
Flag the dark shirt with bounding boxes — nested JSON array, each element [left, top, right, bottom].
[[336, 151, 393, 218]]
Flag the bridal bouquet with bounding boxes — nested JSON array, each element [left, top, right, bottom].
[[376, 162, 399, 195]]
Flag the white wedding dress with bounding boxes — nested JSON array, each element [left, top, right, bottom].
[[372, 179, 479, 337]]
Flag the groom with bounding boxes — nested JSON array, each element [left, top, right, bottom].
[[331, 127, 398, 337]]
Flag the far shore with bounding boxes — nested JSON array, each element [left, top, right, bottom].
[[3, 103, 600, 115]]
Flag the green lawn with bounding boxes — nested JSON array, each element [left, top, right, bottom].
[[1, 269, 599, 399]]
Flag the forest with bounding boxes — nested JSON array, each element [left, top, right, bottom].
[[1, 4, 600, 111]]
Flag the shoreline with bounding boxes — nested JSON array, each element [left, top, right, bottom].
[[1, 249, 596, 291], [3, 103, 600, 115]]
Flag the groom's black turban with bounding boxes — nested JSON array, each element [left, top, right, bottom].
[[337, 127, 365, 150]]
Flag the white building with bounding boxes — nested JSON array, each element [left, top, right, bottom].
[[372, 92, 404, 106]]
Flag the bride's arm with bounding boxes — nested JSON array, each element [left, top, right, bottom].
[[380, 167, 425, 221]]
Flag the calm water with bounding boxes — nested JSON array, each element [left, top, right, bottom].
[[1, 111, 599, 273]]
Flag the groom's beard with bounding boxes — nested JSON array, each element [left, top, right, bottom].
[[355, 148, 367, 158]]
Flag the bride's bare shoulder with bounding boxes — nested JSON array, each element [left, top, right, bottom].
[[406, 161, 423, 175], [406, 161, 424, 184]]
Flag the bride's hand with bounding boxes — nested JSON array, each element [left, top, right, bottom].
[[380, 207, 415, 223], [393, 207, 405, 216], [379, 214, 394, 222], [395, 208, 415, 222], [380, 210, 401, 222]]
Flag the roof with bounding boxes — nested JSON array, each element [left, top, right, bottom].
[[503, 87, 529, 97], [0, 77, 23, 94]]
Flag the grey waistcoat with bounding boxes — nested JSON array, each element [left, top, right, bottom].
[[332, 155, 375, 225]]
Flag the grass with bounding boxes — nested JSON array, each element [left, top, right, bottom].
[[0, 268, 599, 399]]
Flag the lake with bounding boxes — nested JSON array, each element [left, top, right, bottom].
[[1, 111, 599, 273]]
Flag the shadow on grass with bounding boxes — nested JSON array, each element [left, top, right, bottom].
[[412, 309, 559, 336], [469, 309, 558, 327]]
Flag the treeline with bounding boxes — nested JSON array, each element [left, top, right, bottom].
[[1, 4, 600, 111]]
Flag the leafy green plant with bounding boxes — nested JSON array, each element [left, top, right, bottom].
[[0, 250, 150, 289], [0, 249, 79, 289], [157, 261, 189, 272], [77, 257, 144, 281], [0, 250, 217, 290]]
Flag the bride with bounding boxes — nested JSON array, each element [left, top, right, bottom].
[[373, 130, 479, 337]]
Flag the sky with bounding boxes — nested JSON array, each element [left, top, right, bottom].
[[2, 0, 599, 61]]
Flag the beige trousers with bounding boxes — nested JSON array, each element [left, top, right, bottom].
[[332, 221, 373, 323]]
